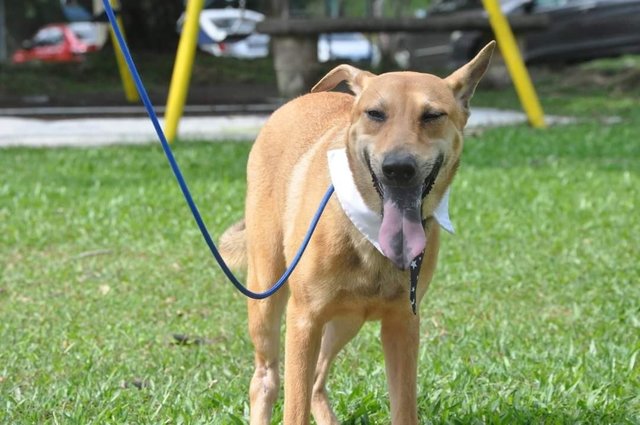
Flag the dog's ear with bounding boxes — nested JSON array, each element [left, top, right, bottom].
[[445, 41, 496, 113], [311, 64, 375, 95]]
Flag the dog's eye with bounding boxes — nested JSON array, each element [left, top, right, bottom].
[[365, 109, 386, 122], [421, 111, 446, 124]]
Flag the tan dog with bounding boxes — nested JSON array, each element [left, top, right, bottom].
[[220, 41, 495, 424]]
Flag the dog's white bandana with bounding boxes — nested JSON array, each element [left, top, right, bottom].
[[327, 148, 454, 256]]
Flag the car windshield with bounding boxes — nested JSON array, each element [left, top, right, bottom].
[[70, 26, 96, 43], [429, 0, 483, 13], [321, 33, 366, 41], [33, 27, 64, 46], [429, 0, 520, 13], [211, 18, 256, 34]]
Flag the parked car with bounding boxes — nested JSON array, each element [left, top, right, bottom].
[[397, 0, 640, 71], [177, 8, 270, 59], [453, 0, 640, 66], [179, 8, 378, 63], [11, 22, 105, 64], [318, 32, 380, 64]]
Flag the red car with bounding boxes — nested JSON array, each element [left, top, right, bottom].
[[11, 23, 101, 64]]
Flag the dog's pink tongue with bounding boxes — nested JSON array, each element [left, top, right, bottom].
[[379, 199, 426, 270]]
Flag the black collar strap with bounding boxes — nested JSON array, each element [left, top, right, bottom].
[[409, 250, 425, 315], [409, 218, 430, 315]]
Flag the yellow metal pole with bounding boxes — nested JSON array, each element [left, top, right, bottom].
[[164, 0, 205, 143], [107, 0, 139, 103], [481, 0, 546, 128]]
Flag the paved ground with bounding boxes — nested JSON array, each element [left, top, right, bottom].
[[0, 107, 547, 148]]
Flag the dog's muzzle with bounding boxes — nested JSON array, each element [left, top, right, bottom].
[[367, 152, 444, 270]]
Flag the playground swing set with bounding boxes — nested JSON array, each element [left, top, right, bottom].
[[105, 0, 546, 144]]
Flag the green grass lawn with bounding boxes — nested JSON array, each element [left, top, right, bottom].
[[1, 84, 640, 422]]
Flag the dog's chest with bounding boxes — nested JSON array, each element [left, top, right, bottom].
[[350, 267, 407, 301], [326, 234, 409, 302]]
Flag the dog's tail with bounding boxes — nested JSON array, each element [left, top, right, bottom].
[[218, 219, 248, 269]]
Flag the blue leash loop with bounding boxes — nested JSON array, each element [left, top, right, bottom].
[[101, 0, 334, 299]]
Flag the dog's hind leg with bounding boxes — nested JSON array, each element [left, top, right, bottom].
[[311, 315, 364, 425], [247, 253, 288, 425]]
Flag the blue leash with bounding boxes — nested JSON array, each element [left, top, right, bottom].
[[101, 0, 334, 299]]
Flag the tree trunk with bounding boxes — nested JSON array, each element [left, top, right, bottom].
[[270, 0, 318, 98]]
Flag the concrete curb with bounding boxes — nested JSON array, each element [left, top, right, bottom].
[[0, 108, 560, 148]]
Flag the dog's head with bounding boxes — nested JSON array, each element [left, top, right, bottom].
[[312, 42, 495, 269]]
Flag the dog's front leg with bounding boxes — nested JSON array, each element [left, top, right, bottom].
[[283, 296, 323, 424], [381, 310, 420, 424]]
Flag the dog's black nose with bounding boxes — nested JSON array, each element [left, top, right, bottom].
[[382, 153, 418, 185]]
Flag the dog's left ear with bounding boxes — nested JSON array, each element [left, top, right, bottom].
[[311, 64, 375, 96], [446, 41, 496, 113]]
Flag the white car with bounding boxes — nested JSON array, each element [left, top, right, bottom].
[[318, 32, 379, 64], [177, 8, 269, 59]]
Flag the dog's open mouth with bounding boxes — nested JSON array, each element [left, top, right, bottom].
[[366, 152, 444, 270]]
